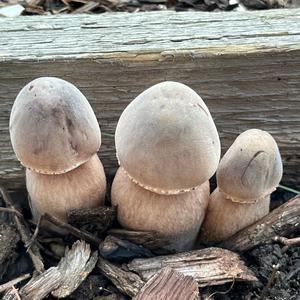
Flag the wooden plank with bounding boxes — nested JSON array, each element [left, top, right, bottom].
[[0, 9, 300, 189]]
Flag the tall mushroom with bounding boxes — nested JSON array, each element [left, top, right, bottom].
[[199, 129, 283, 244], [112, 81, 220, 251], [10, 77, 106, 222]]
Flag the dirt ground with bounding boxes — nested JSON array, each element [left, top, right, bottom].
[[0, 184, 299, 300]]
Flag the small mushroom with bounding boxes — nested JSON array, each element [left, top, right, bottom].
[[199, 129, 283, 243], [9, 77, 106, 222], [111, 168, 210, 251], [112, 81, 220, 251], [115, 81, 220, 194]]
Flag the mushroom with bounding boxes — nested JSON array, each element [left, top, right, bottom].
[[199, 129, 283, 243], [112, 168, 210, 251], [112, 81, 220, 251], [9, 77, 106, 222]]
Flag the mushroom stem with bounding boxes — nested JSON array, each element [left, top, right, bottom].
[[27, 154, 106, 222], [111, 168, 209, 252], [199, 188, 270, 243]]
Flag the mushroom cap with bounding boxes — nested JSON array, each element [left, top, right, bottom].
[[217, 129, 283, 203], [10, 77, 101, 174], [199, 188, 270, 244], [27, 154, 106, 222], [111, 167, 210, 251], [115, 81, 220, 194]]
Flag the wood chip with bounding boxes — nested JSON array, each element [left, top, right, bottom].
[[97, 257, 145, 297], [18, 240, 97, 300], [68, 206, 116, 235], [108, 229, 170, 251], [51, 241, 98, 298], [99, 235, 154, 262], [133, 267, 199, 300], [128, 247, 257, 287]]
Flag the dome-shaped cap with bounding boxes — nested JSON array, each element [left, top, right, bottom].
[[217, 129, 283, 203], [10, 77, 101, 174], [115, 81, 221, 194]]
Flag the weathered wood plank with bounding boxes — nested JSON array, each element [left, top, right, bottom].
[[0, 9, 300, 189]]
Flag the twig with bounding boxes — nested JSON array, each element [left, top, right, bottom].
[[26, 216, 42, 250], [259, 264, 280, 299], [0, 274, 31, 293], [207, 279, 235, 299], [273, 236, 300, 252], [0, 207, 23, 218], [0, 185, 44, 273], [42, 213, 101, 246]]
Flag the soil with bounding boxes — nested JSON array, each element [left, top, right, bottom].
[[0, 185, 299, 300]]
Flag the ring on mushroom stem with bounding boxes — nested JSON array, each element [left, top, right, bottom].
[[199, 129, 283, 244], [111, 167, 210, 252], [9, 77, 106, 222]]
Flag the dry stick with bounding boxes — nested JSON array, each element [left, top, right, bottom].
[[0, 207, 23, 218], [26, 216, 42, 250], [222, 194, 300, 252], [259, 264, 280, 300], [0, 274, 31, 293], [273, 236, 300, 252], [42, 213, 101, 246], [0, 185, 44, 273]]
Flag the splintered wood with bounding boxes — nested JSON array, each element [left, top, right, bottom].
[[133, 267, 199, 300], [128, 247, 257, 287], [4, 240, 98, 300], [222, 195, 300, 252]]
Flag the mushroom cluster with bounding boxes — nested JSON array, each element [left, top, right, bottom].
[[199, 129, 283, 243], [10, 77, 106, 223], [111, 81, 221, 251], [9, 78, 284, 253]]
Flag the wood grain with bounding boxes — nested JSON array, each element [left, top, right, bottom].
[[127, 247, 257, 287], [133, 267, 199, 300], [0, 9, 299, 189]]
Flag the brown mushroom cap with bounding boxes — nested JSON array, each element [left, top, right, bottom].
[[10, 77, 101, 174], [217, 129, 283, 203], [115, 81, 220, 194], [111, 167, 210, 251]]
